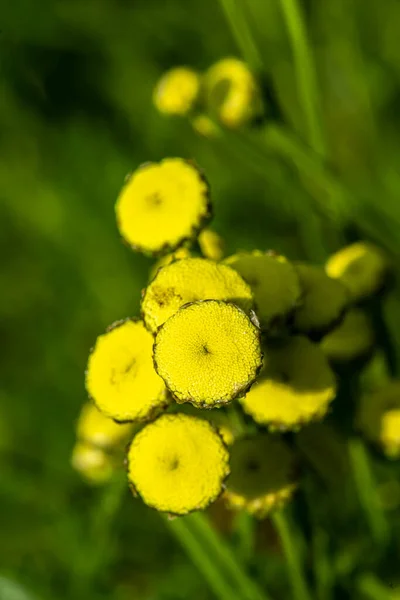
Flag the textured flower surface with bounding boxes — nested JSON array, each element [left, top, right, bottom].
[[198, 228, 225, 261], [224, 434, 297, 517], [86, 319, 167, 422], [149, 246, 192, 281], [320, 308, 375, 362], [154, 300, 262, 406], [357, 381, 400, 458], [142, 257, 254, 333], [116, 158, 210, 254], [127, 413, 229, 514], [325, 242, 389, 302], [240, 336, 336, 429], [225, 251, 301, 331], [293, 263, 349, 337], [204, 58, 263, 128], [76, 401, 134, 449], [153, 67, 200, 116]]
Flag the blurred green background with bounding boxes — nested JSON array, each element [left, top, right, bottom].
[[2, 0, 400, 598]]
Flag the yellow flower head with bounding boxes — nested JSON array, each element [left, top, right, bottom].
[[320, 308, 375, 363], [76, 401, 134, 450], [225, 251, 302, 332], [116, 158, 211, 255], [325, 242, 389, 302], [204, 58, 263, 128], [224, 434, 298, 518], [149, 246, 192, 281], [240, 336, 336, 430], [154, 300, 263, 407], [357, 381, 400, 458], [142, 256, 254, 333], [191, 114, 220, 138], [153, 67, 201, 116], [86, 319, 167, 422], [71, 441, 115, 485], [127, 413, 230, 514], [198, 228, 225, 261], [292, 263, 349, 338]]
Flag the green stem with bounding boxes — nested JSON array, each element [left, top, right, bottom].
[[165, 516, 235, 600], [272, 510, 313, 600], [348, 437, 389, 546], [357, 573, 394, 600], [234, 511, 255, 564], [277, 0, 326, 157], [188, 512, 271, 600], [217, 0, 263, 71]]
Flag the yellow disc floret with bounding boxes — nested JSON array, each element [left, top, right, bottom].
[[149, 246, 192, 282], [225, 251, 301, 332], [142, 257, 254, 333], [76, 401, 134, 449], [198, 228, 225, 261], [153, 67, 201, 116], [86, 319, 167, 422], [127, 413, 230, 514], [204, 58, 263, 128], [116, 158, 211, 255], [325, 242, 389, 302], [224, 434, 298, 517], [240, 336, 336, 430], [293, 263, 349, 337], [154, 300, 263, 407], [357, 381, 400, 458], [320, 308, 375, 362], [71, 441, 116, 485]]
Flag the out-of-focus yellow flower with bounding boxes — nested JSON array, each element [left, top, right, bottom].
[[153, 67, 201, 116], [149, 246, 192, 281], [71, 441, 115, 485], [240, 336, 336, 430], [198, 228, 225, 261], [116, 158, 211, 255], [320, 308, 375, 362], [154, 300, 262, 407], [325, 242, 389, 302], [142, 256, 254, 333], [76, 402, 134, 449], [191, 114, 219, 138], [357, 381, 400, 458], [127, 413, 230, 515], [293, 263, 349, 338], [86, 319, 167, 422], [204, 58, 263, 128], [225, 251, 301, 332], [224, 434, 297, 517]]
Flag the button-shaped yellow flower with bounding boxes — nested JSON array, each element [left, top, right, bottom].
[[357, 381, 400, 458], [224, 435, 298, 518], [149, 246, 192, 282], [320, 308, 375, 363], [153, 67, 201, 116], [198, 228, 225, 261], [86, 319, 168, 422], [127, 413, 230, 514], [71, 441, 116, 485], [240, 336, 336, 430], [225, 251, 302, 332], [116, 158, 211, 255], [292, 263, 349, 338], [142, 257, 254, 333], [76, 401, 135, 449], [154, 300, 263, 407], [325, 242, 389, 302], [204, 58, 263, 128]]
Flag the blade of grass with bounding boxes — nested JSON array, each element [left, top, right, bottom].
[[271, 509, 313, 600], [277, 0, 326, 157], [187, 511, 272, 600], [357, 573, 395, 600], [217, 0, 263, 71], [348, 437, 389, 547], [164, 515, 236, 600]]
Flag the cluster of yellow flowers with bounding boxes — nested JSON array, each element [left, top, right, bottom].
[[153, 58, 264, 134], [72, 152, 397, 518]]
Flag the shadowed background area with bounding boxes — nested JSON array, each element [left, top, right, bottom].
[[2, 0, 400, 598]]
